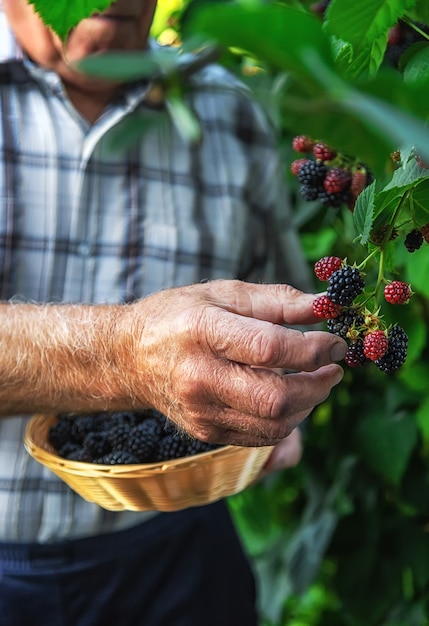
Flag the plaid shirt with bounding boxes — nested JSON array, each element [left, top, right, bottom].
[[0, 14, 310, 542]]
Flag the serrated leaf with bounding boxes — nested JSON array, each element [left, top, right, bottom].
[[340, 33, 389, 79], [353, 181, 376, 243], [29, 0, 116, 40], [325, 0, 417, 50], [356, 412, 418, 485]]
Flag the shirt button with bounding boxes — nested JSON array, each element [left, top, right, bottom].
[[77, 242, 93, 256]]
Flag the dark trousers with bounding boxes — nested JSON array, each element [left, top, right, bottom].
[[0, 500, 258, 626]]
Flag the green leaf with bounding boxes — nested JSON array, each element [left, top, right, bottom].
[[415, 395, 429, 444], [77, 48, 180, 81], [403, 243, 429, 298], [324, 0, 417, 50], [187, 3, 334, 87], [403, 43, 429, 84], [399, 361, 429, 392], [356, 411, 418, 485], [29, 0, 116, 40], [165, 93, 201, 143], [409, 0, 429, 23], [339, 34, 389, 79], [353, 181, 376, 243]]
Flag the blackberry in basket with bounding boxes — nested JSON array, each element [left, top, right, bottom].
[[48, 409, 221, 465]]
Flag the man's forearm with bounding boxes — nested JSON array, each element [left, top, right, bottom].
[[0, 302, 142, 416]]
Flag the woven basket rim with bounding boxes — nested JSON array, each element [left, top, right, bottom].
[[24, 413, 271, 478]]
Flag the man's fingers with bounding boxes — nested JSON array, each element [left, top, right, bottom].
[[177, 363, 344, 446], [185, 405, 313, 447], [203, 280, 320, 326], [203, 311, 347, 370], [210, 363, 344, 421]]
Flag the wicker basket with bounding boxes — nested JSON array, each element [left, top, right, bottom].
[[24, 414, 274, 512]]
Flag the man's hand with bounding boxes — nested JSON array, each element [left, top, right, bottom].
[[126, 280, 347, 446], [0, 280, 347, 447]]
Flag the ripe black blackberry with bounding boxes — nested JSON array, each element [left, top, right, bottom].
[[317, 187, 350, 208], [48, 418, 74, 450], [156, 434, 193, 461], [71, 414, 105, 443], [404, 228, 424, 252], [300, 184, 321, 202], [110, 410, 141, 428], [297, 160, 327, 186], [82, 431, 111, 458], [326, 265, 365, 306], [344, 341, 368, 368], [126, 422, 161, 463], [108, 422, 132, 451], [95, 450, 139, 465], [375, 325, 408, 374], [186, 439, 220, 456], [327, 308, 364, 340], [58, 442, 92, 462]]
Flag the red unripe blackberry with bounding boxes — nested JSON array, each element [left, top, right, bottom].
[[292, 135, 315, 153], [290, 158, 310, 176], [312, 295, 342, 319], [345, 341, 368, 368], [388, 24, 402, 46], [327, 265, 365, 306], [384, 281, 412, 305], [421, 223, 429, 243], [404, 228, 423, 252], [375, 325, 408, 374], [350, 170, 368, 197], [314, 256, 343, 281], [363, 330, 389, 361], [323, 167, 351, 193], [313, 142, 336, 161]]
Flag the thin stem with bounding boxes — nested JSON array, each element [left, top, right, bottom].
[[374, 248, 386, 302], [381, 188, 413, 249], [402, 17, 429, 41]]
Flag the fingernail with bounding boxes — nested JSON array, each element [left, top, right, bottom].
[[330, 341, 347, 362]]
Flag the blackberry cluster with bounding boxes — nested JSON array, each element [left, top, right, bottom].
[[290, 136, 373, 212], [48, 409, 221, 465], [374, 326, 408, 373], [384, 21, 429, 69], [312, 256, 409, 373]]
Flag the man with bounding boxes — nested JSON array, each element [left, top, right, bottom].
[[0, 1, 347, 624]]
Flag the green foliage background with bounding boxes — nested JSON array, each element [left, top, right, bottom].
[[27, 0, 429, 623]]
